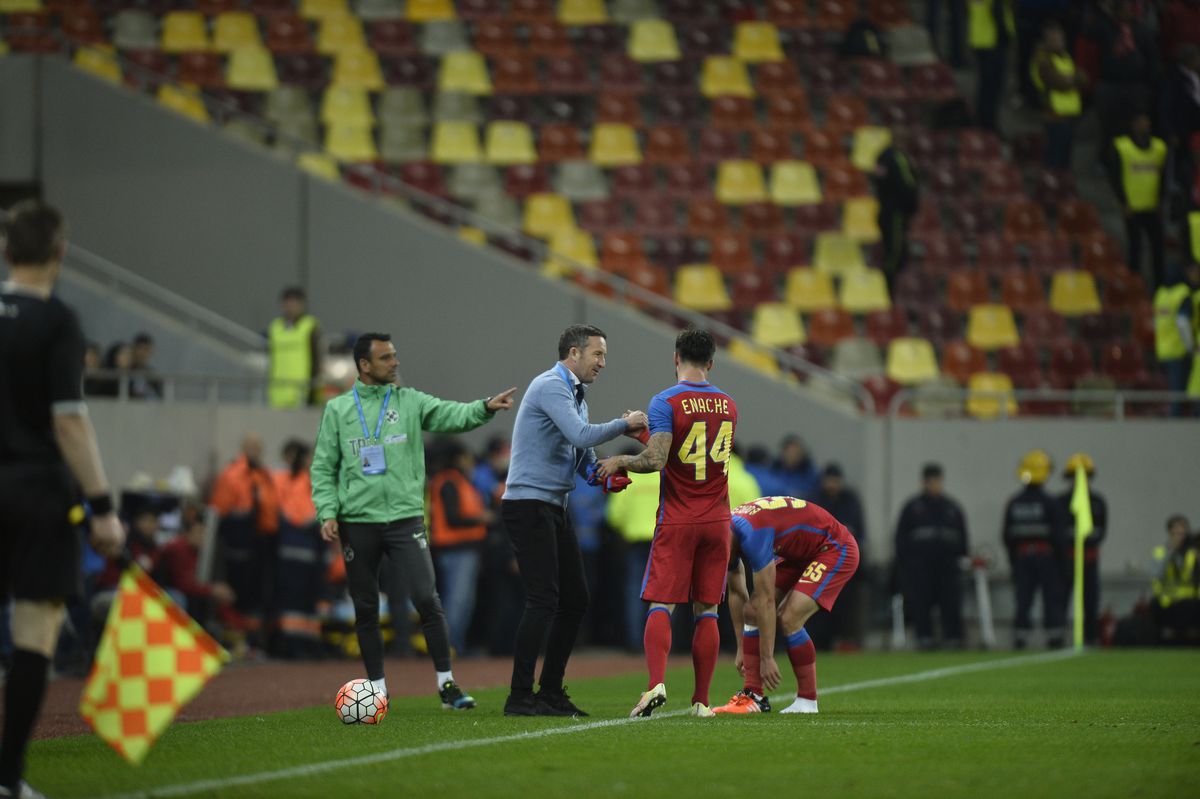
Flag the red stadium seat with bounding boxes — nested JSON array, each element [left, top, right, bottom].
[[610, 164, 658, 198], [578, 199, 625, 233], [859, 61, 906, 101], [61, 9, 106, 45], [946, 271, 991, 312], [504, 164, 551, 198], [687, 198, 732, 235], [648, 61, 699, 97], [742, 202, 786, 235], [824, 95, 869, 134], [544, 56, 593, 94], [916, 233, 966, 273], [941, 340, 987, 385], [1056, 199, 1101, 240], [975, 234, 1020, 275], [576, 25, 623, 57], [820, 163, 869, 202], [489, 95, 535, 122], [624, 262, 673, 305], [1100, 342, 1147, 387], [697, 129, 743, 164], [761, 232, 809, 273], [749, 130, 795, 163], [508, 0, 555, 24], [1020, 308, 1068, 345], [1079, 232, 1124, 273], [766, 94, 811, 131], [1077, 313, 1122, 346], [1003, 200, 1049, 242], [382, 56, 434, 89], [600, 232, 646, 271], [398, 162, 447, 197], [1129, 303, 1156, 351], [710, 96, 758, 131], [860, 375, 903, 415], [664, 164, 712, 199], [710, 232, 755, 274], [755, 62, 803, 96], [893, 268, 939, 311], [997, 343, 1044, 388], [545, 95, 589, 125], [459, 0, 507, 19], [654, 93, 703, 125], [595, 93, 642, 125], [980, 166, 1025, 204], [792, 202, 838, 235], [807, 307, 856, 346], [651, 233, 703, 267], [538, 124, 586, 162], [865, 308, 909, 346], [1025, 235, 1074, 277], [178, 52, 225, 89], [473, 21, 522, 58], [815, 0, 856, 32], [527, 22, 573, 58], [916, 307, 964, 344], [999, 268, 1046, 313], [492, 56, 541, 94], [767, 0, 812, 27], [958, 129, 1004, 171], [730, 271, 780, 309], [598, 56, 645, 95], [124, 50, 171, 89], [632, 200, 681, 236], [369, 21, 415, 57], [1102, 270, 1148, 313], [1048, 340, 1094, 389], [266, 15, 315, 54], [678, 22, 726, 56]]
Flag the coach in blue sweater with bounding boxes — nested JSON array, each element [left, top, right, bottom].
[[502, 324, 647, 717]]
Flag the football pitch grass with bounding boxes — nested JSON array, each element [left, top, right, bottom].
[[31, 649, 1198, 799]]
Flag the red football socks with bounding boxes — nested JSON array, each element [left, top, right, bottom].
[[786, 628, 817, 700], [691, 613, 720, 706], [644, 607, 672, 689], [741, 629, 763, 696]]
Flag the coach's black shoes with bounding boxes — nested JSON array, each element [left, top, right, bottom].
[[536, 687, 589, 717], [504, 690, 539, 716], [440, 680, 477, 710]]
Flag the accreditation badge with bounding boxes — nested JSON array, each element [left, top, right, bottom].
[[360, 444, 386, 475]]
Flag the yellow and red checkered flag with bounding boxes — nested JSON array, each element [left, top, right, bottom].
[[79, 564, 229, 764]]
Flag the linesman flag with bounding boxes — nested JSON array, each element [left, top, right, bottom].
[[1069, 463, 1094, 652], [80, 564, 229, 764]]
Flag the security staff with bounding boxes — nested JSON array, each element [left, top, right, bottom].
[[1108, 112, 1168, 287], [1150, 515, 1200, 643], [1056, 453, 1107, 646], [968, 0, 1015, 132], [268, 286, 320, 408], [1030, 20, 1083, 169], [894, 463, 969, 650], [1185, 261, 1200, 404], [1153, 267, 1195, 416], [873, 140, 919, 289], [1002, 449, 1069, 648], [0, 201, 125, 797]]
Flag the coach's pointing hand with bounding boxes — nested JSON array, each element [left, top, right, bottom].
[[321, 519, 339, 542], [486, 387, 518, 412]]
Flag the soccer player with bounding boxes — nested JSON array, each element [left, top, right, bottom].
[[715, 496, 860, 715], [595, 328, 737, 719]]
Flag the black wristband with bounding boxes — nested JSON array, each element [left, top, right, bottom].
[[88, 494, 114, 516]]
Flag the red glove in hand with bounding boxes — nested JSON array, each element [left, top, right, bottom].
[[602, 470, 633, 493], [625, 427, 650, 445]]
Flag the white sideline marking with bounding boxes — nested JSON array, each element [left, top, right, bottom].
[[97, 650, 1080, 799]]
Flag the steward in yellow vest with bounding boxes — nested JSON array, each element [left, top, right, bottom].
[[968, 0, 1014, 132], [1031, 24, 1082, 119], [1109, 113, 1169, 286], [1151, 515, 1200, 643], [269, 286, 321, 408]]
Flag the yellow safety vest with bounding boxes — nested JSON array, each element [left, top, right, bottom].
[[968, 0, 1015, 50], [1152, 545, 1198, 607], [1190, 211, 1200, 263], [268, 315, 317, 408], [1154, 284, 1192, 360], [1190, 289, 1200, 397], [1030, 52, 1081, 117], [1113, 136, 1167, 213]]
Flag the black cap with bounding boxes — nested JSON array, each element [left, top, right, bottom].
[[822, 462, 844, 478], [922, 463, 944, 479]]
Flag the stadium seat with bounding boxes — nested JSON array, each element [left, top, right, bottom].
[[728, 339, 782, 377], [946, 271, 990, 312], [700, 56, 754, 98], [300, 0, 348, 18], [674, 264, 733, 312], [113, 10, 158, 50], [213, 12, 261, 53], [1056, 199, 1101, 240], [633, 201, 681, 236], [227, 47, 279, 91], [831, 337, 884, 379], [317, 15, 367, 54], [557, 0, 607, 24], [357, 0, 406, 20], [438, 50, 492, 94], [644, 126, 692, 166], [325, 123, 377, 162], [748, 130, 794, 164], [763, 161, 818, 206], [1076, 313, 1122, 346], [573, 198, 621, 232], [629, 18, 680, 61], [958, 128, 1003, 170], [1003, 200, 1049, 241], [407, 0, 456, 21], [793, 203, 838, 236], [530, 123, 579, 161], [1101, 270, 1147, 313], [917, 307, 964, 344], [850, 126, 891, 172], [505, 163, 551, 198], [760, 233, 806, 274], [484, 120, 537, 165], [912, 376, 963, 418], [1101, 342, 1147, 387], [597, 55, 644, 93], [842, 197, 880, 243], [941, 340, 987, 385], [368, 19, 415, 55], [886, 337, 939, 386], [589, 123, 642, 167], [784, 268, 836, 312], [73, 46, 122, 84], [419, 19, 469, 55], [710, 96, 757, 131], [1020, 308, 1068, 346], [865, 308, 908, 345], [157, 84, 210, 124], [523, 192, 576, 239], [161, 11, 209, 53], [715, 160, 767, 205], [377, 87, 427, 128], [997, 343, 1043, 388], [966, 372, 1018, 419], [751, 302, 806, 347], [825, 95, 869, 134], [729, 271, 777, 309], [893, 269, 938, 312], [839, 268, 891, 313], [733, 21, 783, 62], [1048, 270, 1101, 316], [544, 226, 599, 276], [980, 165, 1024, 204], [600, 232, 645, 271], [686, 199, 730, 235], [177, 51, 225, 88], [490, 55, 539, 93], [813, 232, 865, 277], [820, 163, 870, 202], [277, 116, 319, 147], [974, 234, 1019, 274], [612, 0, 659, 23], [742, 203, 785, 235], [596, 93, 642, 125], [265, 16, 315, 54], [966, 304, 1019, 351], [999, 268, 1045, 313], [320, 86, 374, 127], [806, 307, 855, 346], [332, 49, 384, 89], [766, 94, 810, 131], [859, 375, 902, 415], [697, 129, 741, 164], [473, 191, 521, 228], [527, 21, 574, 57], [555, 161, 609, 201], [430, 120, 482, 163], [859, 60, 906, 101], [710, 232, 755, 275]]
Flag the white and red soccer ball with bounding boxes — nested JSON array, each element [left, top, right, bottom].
[[335, 678, 388, 725]]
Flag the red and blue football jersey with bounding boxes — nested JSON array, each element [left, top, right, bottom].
[[731, 497, 855, 572], [647, 381, 738, 525]]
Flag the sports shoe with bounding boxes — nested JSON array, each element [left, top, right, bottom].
[[688, 702, 716, 718], [780, 697, 818, 714], [503, 690, 538, 716], [536, 687, 589, 717], [0, 781, 48, 799], [629, 682, 667, 718], [712, 691, 769, 714], [439, 680, 477, 710]]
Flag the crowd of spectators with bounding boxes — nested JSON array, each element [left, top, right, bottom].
[[82, 331, 161, 399]]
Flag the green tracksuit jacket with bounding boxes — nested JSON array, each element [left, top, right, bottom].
[[311, 380, 494, 523]]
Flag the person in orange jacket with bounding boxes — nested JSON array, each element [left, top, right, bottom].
[[272, 440, 325, 657]]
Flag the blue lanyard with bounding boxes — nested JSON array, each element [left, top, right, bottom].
[[352, 385, 392, 442]]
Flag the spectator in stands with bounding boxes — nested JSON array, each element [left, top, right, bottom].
[[272, 439, 324, 658], [742, 444, 789, 497], [1015, 0, 1071, 110], [1057, 453, 1107, 645], [873, 135, 919, 287], [1150, 514, 1200, 643], [1153, 266, 1195, 416], [154, 504, 237, 632], [1031, 20, 1086, 169], [428, 439, 494, 655], [927, 0, 968, 68], [773, 435, 820, 500], [605, 460, 659, 651], [895, 463, 970, 650], [1161, 0, 1200, 64], [88, 341, 133, 398], [268, 286, 321, 409], [471, 436, 511, 509], [128, 332, 161, 400], [968, 0, 1015, 132], [1002, 450, 1069, 648], [813, 463, 867, 649], [1087, 0, 1160, 155], [82, 341, 106, 397], [1108, 111, 1169, 287], [1163, 45, 1200, 200]]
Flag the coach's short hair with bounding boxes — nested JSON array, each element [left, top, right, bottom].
[[354, 332, 391, 372], [3, 200, 66, 266], [558, 324, 606, 360], [675, 327, 716, 367]]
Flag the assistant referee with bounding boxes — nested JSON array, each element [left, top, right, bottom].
[[0, 201, 124, 798]]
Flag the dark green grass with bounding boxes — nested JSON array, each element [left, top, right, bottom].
[[29, 650, 1199, 799]]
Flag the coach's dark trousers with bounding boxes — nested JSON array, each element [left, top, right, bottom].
[[503, 500, 589, 694]]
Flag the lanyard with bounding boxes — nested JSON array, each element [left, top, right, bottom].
[[555, 363, 582, 409], [352, 385, 393, 442]]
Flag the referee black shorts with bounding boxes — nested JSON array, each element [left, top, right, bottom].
[[0, 464, 83, 602]]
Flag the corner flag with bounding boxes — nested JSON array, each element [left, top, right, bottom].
[[79, 564, 229, 764], [1069, 464, 1094, 651]]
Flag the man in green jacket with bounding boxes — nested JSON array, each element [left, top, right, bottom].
[[312, 332, 515, 709]]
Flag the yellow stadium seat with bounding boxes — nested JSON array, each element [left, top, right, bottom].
[[407, 0, 456, 21], [558, 0, 608, 24], [317, 15, 366, 54], [728, 338, 781, 377], [0, 39, 11, 56], [485, 120, 537, 165], [674, 264, 732, 312], [966, 304, 1020, 351], [325, 123, 377, 162], [156, 85, 209, 124], [226, 47, 278, 91], [0, 0, 42, 11], [752, 302, 806, 347], [73, 46, 122, 84], [700, 56, 754, 99], [458, 226, 488, 246], [813, 232, 866, 277], [438, 50, 493, 95], [628, 19, 679, 62], [523, 193, 576, 239], [161, 11, 209, 53], [842, 197, 880, 243], [1048, 270, 1102, 316], [212, 12, 261, 53], [715, 160, 766, 205], [732, 21, 783, 63], [543, 227, 598, 277], [431, 120, 482, 164], [886, 337, 939, 385], [784, 268, 836, 312], [320, 86, 375, 127], [839, 267, 891, 313], [769, 161, 823, 206], [589, 123, 642, 167], [332, 48, 384, 90], [299, 0, 349, 19], [850, 125, 892, 171], [966, 372, 1018, 419]]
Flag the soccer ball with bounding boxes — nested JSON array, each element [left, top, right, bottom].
[[335, 678, 388, 725]]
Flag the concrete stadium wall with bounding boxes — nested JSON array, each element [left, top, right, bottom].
[[0, 56, 37, 183]]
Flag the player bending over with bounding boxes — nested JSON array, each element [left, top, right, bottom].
[[717, 496, 859, 715]]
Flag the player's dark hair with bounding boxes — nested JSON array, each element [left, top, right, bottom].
[[354, 332, 391, 372], [281, 286, 306, 301], [675, 327, 716, 367], [1166, 514, 1189, 531], [558, 324, 606, 360], [3, 200, 66, 266]]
